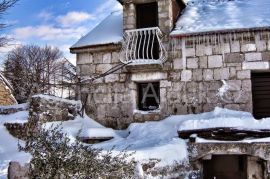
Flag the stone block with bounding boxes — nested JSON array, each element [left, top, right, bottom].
[[234, 91, 251, 104], [241, 44, 256, 52], [131, 72, 167, 82], [245, 53, 262, 62], [196, 44, 204, 56], [77, 53, 92, 64], [112, 52, 120, 63], [242, 62, 269, 70], [204, 45, 212, 55], [237, 70, 251, 80], [80, 64, 95, 75], [103, 53, 111, 63], [186, 48, 196, 57], [105, 74, 119, 83], [173, 58, 183, 69], [221, 43, 231, 53], [160, 80, 172, 88], [187, 57, 199, 69], [119, 74, 127, 82], [93, 53, 103, 64], [256, 40, 267, 51], [242, 80, 252, 92], [226, 80, 241, 91], [199, 56, 208, 68], [231, 41, 240, 52], [203, 69, 213, 81], [169, 72, 181, 81], [224, 53, 244, 63], [181, 70, 192, 82], [192, 69, 203, 81], [224, 104, 240, 111], [208, 55, 223, 68], [96, 64, 112, 74], [214, 68, 230, 80], [262, 52, 270, 61]]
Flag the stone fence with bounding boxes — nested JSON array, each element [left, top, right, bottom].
[[28, 94, 82, 124]]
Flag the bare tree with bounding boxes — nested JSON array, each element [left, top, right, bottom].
[[0, 0, 19, 47], [3, 45, 76, 103]]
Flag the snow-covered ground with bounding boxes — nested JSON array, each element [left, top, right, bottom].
[[0, 111, 31, 178], [2, 106, 270, 178]]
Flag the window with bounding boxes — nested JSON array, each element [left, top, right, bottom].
[[138, 82, 160, 111]]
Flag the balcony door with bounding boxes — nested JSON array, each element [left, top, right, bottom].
[[136, 2, 158, 28], [136, 2, 159, 60]]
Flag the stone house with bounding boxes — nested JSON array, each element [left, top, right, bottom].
[[0, 73, 17, 105], [70, 0, 270, 178], [71, 0, 270, 129]]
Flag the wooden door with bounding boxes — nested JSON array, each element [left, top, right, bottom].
[[252, 72, 270, 119], [203, 155, 247, 179]]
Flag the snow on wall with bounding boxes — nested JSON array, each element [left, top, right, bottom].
[[179, 107, 270, 131], [71, 11, 123, 49], [171, 0, 270, 35]]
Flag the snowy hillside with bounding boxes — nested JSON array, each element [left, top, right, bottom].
[[2, 106, 270, 178]]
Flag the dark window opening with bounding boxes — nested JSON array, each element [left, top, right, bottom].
[[136, 2, 159, 59], [138, 82, 160, 111], [203, 155, 247, 179], [251, 72, 270, 119], [136, 2, 158, 28]]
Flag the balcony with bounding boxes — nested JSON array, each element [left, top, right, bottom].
[[120, 27, 167, 65]]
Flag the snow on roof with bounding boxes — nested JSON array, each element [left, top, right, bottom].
[[171, 0, 270, 36], [71, 11, 123, 49]]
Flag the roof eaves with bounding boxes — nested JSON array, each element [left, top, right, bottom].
[[170, 26, 270, 38], [70, 42, 122, 54]]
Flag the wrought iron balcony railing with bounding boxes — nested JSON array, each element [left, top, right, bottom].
[[120, 27, 167, 64]]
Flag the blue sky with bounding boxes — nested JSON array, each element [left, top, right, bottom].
[[0, 0, 122, 64]]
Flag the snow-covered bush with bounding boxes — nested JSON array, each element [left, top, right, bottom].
[[19, 125, 136, 179]]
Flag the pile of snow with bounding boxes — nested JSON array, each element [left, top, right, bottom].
[[172, 0, 270, 35], [52, 114, 189, 167], [44, 114, 106, 142], [32, 94, 80, 106], [79, 128, 119, 139], [0, 103, 28, 111], [0, 110, 31, 178], [179, 107, 270, 131]]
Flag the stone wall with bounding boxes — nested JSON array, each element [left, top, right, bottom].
[[29, 94, 81, 124], [75, 31, 270, 129]]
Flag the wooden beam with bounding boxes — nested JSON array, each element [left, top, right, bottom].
[[178, 127, 270, 141]]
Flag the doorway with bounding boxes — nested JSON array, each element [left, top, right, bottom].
[[203, 155, 247, 179], [136, 2, 159, 59]]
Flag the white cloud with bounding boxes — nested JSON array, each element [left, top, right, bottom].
[[13, 25, 88, 41], [56, 11, 94, 27], [95, 0, 122, 15], [38, 10, 53, 22]]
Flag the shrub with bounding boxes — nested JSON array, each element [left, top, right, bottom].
[[19, 125, 135, 179]]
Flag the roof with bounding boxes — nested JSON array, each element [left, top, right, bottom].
[[71, 11, 123, 49], [171, 0, 270, 36]]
